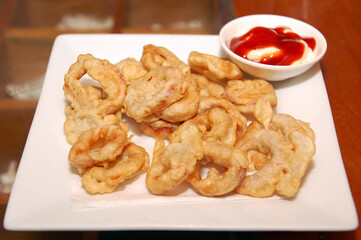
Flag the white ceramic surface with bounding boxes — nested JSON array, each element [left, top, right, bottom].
[[219, 14, 327, 81], [4, 34, 357, 231]]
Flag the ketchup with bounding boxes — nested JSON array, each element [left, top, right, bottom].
[[230, 26, 316, 66]]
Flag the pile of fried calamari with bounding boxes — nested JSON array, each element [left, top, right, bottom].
[[63, 44, 316, 198]]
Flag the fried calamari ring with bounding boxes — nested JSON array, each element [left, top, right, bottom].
[[269, 114, 315, 141], [197, 96, 248, 139], [237, 113, 316, 173], [235, 129, 294, 198], [188, 51, 243, 81], [114, 57, 147, 85], [235, 121, 270, 172], [146, 121, 203, 194], [64, 106, 123, 145], [63, 53, 126, 117], [141, 44, 190, 76], [157, 81, 200, 122], [187, 140, 248, 197], [139, 119, 180, 140], [185, 73, 225, 98], [124, 66, 185, 122], [192, 108, 240, 146], [246, 113, 315, 146], [225, 79, 277, 114], [81, 143, 149, 194], [266, 114, 316, 196], [276, 130, 315, 197], [68, 125, 131, 173]]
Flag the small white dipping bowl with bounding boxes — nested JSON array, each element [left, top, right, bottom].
[[219, 14, 327, 81]]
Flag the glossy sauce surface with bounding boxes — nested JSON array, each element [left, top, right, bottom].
[[230, 26, 316, 65]]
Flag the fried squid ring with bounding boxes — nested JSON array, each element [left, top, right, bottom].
[[235, 121, 270, 172], [139, 119, 181, 140], [197, 96, 248, 139], [146, 121, 203, 194], [225, 79, 277, 114], [235, 129, 294, 198], [237, 113, 316, 174], [192, 107, 240, 146], [141, 44, 190, 76], [63, 53, 126, 117], [81, 142, 149, 194], [188, 51, 243, 81], [236, 117, 316, 198], [185, 73, 225, 98], [275, 130, 315, 197], [187, 140, 248, 197], [267, 114, 316, 196], [114, 57, 147, 85], [68, 125, 131, 173], [64, 106, 123, 145], [157, 81, 200, 122], [269, 114, 316, 140], [124, 66, 186, 122]]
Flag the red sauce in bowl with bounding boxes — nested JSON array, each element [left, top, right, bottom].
[[230, 26, 316, 66]]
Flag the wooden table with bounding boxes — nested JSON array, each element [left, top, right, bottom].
[[0, 0, 359, 239]]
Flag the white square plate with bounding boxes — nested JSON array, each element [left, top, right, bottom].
[[4, 34, 358, 231]]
